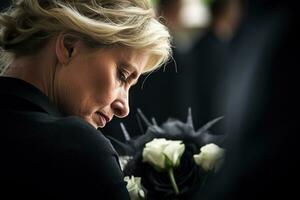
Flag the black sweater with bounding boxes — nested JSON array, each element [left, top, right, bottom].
[[0, 76, 130, 199]]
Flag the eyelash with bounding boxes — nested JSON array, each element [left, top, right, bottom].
[[118, 68, 128, 84]]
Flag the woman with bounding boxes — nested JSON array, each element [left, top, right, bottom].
[[0, 0, 171, 199]]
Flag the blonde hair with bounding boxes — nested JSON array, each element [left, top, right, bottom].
[[0, 0, 171, 73]]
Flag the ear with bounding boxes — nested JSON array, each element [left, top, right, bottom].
[[55, 33, 77, 64]]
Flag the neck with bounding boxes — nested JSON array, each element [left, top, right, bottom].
[[2, 43, 57, 102]]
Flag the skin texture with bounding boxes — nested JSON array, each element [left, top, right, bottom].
[[4, 34, 150, 129]]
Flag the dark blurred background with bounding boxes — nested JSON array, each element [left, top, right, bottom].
[[0, 0, 10, 11]]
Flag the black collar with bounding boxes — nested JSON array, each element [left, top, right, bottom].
[[0, 76, 62, 117]]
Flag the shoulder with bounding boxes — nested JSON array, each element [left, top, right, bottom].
[[37, 114, 118, 156], [3, 110, 118, 160], [48, 117, 128, 197], [28, 115, 126, 187], [1, 112, 129, 199]]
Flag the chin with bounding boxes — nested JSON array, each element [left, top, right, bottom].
[[88, 113, 108, 129], [80, 115, 98, 129]]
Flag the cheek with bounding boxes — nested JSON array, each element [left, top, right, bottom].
[[92, 75, 117, 106], [55, 76, 89, 116], [90, 63, 119, 105], [56, 55, 120, 115], [54, 61, 93, 115]]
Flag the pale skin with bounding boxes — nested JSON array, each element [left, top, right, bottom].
[[3, 34, 150, 129]]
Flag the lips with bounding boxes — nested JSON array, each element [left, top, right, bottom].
[[94, 112, 111, 128]]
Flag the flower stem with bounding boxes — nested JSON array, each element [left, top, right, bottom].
[[168, 168, 179, 195]]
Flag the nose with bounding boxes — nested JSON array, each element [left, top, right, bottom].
[[111, 89, 129, 118]]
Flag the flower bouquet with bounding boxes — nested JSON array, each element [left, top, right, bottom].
[[108, 108, 226, 200]]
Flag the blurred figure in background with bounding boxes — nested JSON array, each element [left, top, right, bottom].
[[207, 0, 243, 41], [183, 0, 244, 131], [192, 0, 298, 199]]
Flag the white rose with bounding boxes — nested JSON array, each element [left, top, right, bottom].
[[193, 143, 225, 172], [124, 176, 145, 200], [163, 140, 185, 167], [142, 138, 185, 170]]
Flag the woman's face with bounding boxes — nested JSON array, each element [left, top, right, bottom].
[[55, 43, 150, 129]]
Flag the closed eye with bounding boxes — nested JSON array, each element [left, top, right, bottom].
[[117, 67, 130, 84], [118, 69, 126, 83], [117, 63, 139, 86]]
